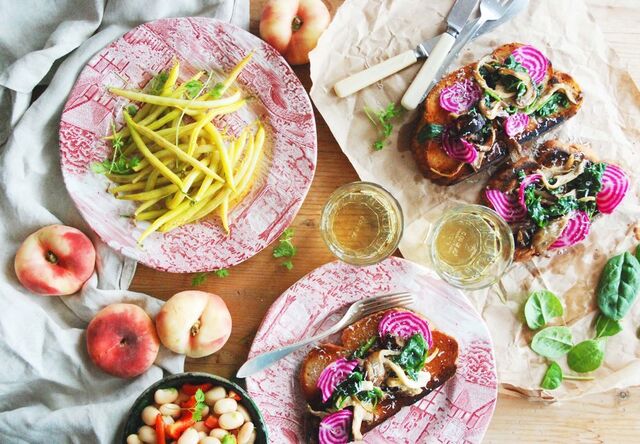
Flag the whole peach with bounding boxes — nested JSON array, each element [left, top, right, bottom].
[[86, 303, 160, 378], [156, 291, 232, 358], [14, 224, 96, 296], [260, 0, 331, 65]]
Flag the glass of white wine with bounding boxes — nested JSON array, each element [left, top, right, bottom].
[[320, 182, 403, 266], [428, 204, 514, 290]]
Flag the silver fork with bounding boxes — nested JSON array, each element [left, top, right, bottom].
[[402, 0, 516, 109], [235, 292, 415, 378]]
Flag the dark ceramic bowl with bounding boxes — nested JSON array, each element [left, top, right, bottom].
[[121, 372, 268, 443]]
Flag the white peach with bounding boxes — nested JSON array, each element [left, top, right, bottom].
[[14, 224, 96, 296], [156, 291, 232, 358]]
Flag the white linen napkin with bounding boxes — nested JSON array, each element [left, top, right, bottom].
[[0, 1, 248, 442]]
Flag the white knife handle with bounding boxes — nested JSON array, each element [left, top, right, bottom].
[[401, 32, 456, 110], [334, 50, 418, 98]]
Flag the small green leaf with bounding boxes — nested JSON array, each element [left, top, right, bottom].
[[636, 244, 640, 263], [215, 268, 229, 278], [273, 241, 296, 258], [184, 80, 204, 99], [126, 105, 138, 116], [281, 259, 294, 270], [530, 326, 573, 359], [416, 123, 444, 143], [352, 336, 377, 359], [364, 102, 402, 151], [567, 339, 605, 373], [594, 314, 622, 339], [524, 290, 564, 330], [209, 82, 225, 99], [191, 272, 208, 286], [540, 361, 563, 390], [191, 388, 207, 421], [220, 435, 237, 444], [148, 71, 169, 95]]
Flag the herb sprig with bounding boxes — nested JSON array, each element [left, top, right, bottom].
[[273, 228, 296, 269], [364, 103, 403, 151], [191, 268, 230, 286], [91, 121, 140, 175]]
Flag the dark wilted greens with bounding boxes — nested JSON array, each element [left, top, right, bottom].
[[392, 333, 428, 380]]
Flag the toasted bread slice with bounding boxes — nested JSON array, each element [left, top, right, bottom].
[[300, 308, 458, 440], [412, 43, 583, 186], [482, 140, 599, 261]]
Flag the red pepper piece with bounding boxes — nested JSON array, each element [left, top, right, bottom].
[[166, 411, 195, 439], [204, 415, 219, 429], [155, 413, 166, 444], [182, 383, 213, 396], [180, 395, 197, 409]]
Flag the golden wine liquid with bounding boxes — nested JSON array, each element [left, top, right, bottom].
[[321, 182, 403, 265], [430, 205, 513, 289]]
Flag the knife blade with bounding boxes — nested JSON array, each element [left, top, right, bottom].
[[333, 0, 527, 99], [401, 0, 479, 109], [417, 0, 526, 103]]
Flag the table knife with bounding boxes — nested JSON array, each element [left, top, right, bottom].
[[333, 0, 527, 99], [400, 0, 479, 110]]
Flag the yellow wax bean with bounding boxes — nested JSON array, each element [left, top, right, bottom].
[[116, 184, 178, 201], [135, 209, 166, 221], [109, 88, 242, 109], [203, 123, 235, 190]]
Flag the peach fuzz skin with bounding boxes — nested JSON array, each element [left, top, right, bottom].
[[86, 304, 160, 378], [155, 291, 232, 358], [14, 224, 96, 296], [259, 0, 331, 65]]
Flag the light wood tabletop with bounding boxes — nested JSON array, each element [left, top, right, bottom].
[[131, 1, 640, 442]]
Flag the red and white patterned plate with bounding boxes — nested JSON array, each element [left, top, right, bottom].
[[246, 257, 497, 443], [59, 17, 317, 272]]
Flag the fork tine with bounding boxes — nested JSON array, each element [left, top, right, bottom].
[[359, 292, 412, 307], [359, 294, 414, 313], [360, 297, 414, 316]]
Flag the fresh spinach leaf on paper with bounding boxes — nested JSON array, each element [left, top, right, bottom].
[[597, 252, 640, 320], [540, 361, 563, 390], [594, 314, 623, 339], [524, 290, 564, 330], [567, 339, 605, 373], [530, 326, 573, 359]]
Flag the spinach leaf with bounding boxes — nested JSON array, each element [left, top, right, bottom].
[[503, 55, 527, 73], [540, 361, 563, 390], [330, 371, 364, 409], [524, 186, 549, 228], [594, 314, 623, 339], [574, 162, 606, 199], [535, 92, 569, 117], [352, 336, 377, 359], [530, 326, 573, 359], [596, 252, 640, 321], [567, 339, 605, 373], [545, 195, 579, 219], [417, 123, 444, 143], [392, 333, 428, 380], [524, 290, 564, 330], [355, 387, 384, 407], [636, 244, 640, 263]]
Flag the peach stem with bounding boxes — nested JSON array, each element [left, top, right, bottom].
[[46, 250, 58, 264], [292, 16, 303, 31], [190, 319, 201, 336]]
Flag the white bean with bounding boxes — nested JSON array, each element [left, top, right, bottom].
[[154, 387, 179, 404], [141, 405, 161, 426], [163, 415, 175, 425], [246, 431, 257, 444], [200, 405, 210, 418], [193, 421, 208, 433], [177, 428, 200, 444], [199, 438, 221, 444], [213, 398, 237, 415], [198, 431, 208, 439], [218, 411, 244, 430], [237, 422, 255, 444], [160, 403, 182, 418], [209, 428, 228, 439], [126, 435, 142, 444], [236, 404, 251, 422], [205, 387, 227, 406], [138, 425, 156, 443]]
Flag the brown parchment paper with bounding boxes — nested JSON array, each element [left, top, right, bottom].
[[309, 0, 640, 400]]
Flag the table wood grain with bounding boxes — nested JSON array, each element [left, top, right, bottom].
[[131, 1, 640, 442]]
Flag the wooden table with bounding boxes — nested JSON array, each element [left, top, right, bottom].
[[131, 1, 640, 442]]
